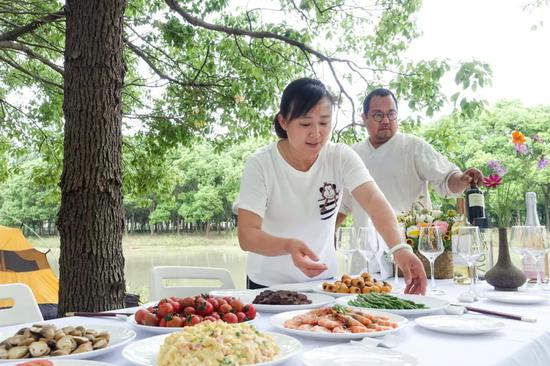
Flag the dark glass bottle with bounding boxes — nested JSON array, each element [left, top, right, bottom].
[[465, 183, 485, 224]]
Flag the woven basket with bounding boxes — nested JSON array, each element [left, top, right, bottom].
[[398, 250, 454, 279]]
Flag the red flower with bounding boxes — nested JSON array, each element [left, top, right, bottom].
[[481, 174, 502, 188]]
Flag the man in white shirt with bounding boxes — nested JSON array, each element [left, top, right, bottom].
[[337, 88, 482, 275]]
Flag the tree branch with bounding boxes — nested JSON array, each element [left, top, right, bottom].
[[0, 41, 64, 75], [0, 53, 63, 90], [0, 10, 64, 42], [124, 38, 216, 88]]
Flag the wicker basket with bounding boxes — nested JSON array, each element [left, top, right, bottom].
[[398, 250, 454, 279]]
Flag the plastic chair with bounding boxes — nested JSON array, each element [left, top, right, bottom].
[[0, 283, 44, 326], [149, 266, 235, 301]]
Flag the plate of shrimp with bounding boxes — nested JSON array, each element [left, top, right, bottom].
[[269, 305, 408, 340]]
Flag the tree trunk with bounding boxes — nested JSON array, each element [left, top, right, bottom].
[[57, 0, 127, 315]]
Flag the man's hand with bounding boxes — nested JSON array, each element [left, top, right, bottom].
[[394, 250, 427, 295], [449, 167, 484, 193], [286, 239, 328, 278], [460, 168, 483, 186]]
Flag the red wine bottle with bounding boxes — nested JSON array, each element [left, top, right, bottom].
[[465, 183, 485, 224]]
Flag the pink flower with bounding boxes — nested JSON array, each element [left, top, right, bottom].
[[537, 156, 549, 170], [514, 143, 529, 155], [433, 220, 449, 235], [482, 174, 502, 189]]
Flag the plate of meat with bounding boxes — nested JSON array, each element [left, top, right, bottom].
[[269, 305, 408, 340], [238, 290, 334, 313]]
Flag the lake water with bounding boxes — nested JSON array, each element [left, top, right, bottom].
[[45, 246, 248, 301]]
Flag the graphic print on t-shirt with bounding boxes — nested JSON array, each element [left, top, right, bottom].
[[318, 182, 339, 220]]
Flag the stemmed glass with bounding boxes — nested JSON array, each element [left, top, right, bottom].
[[389, 223, 407, 291], [511, 226, 549, 289], [455, 226, 485, 297], [336, 227, 356, 275], [418, 225, 445, 296], [356, 227, 379, 274]]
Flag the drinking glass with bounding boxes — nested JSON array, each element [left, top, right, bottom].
[[511, 225, 549, 289], [336, 227, 356, 275], [418, 226, 445, 295], [390, 223, 407, 291], [455, 226, 484, 296], [355, 227, 378, 274]]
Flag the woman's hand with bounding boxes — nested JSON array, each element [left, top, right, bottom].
[[286, 239, 328, 278], [394, 250, 427, 295]]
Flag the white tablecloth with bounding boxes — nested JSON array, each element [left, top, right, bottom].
[[2, 280, 550, 366]]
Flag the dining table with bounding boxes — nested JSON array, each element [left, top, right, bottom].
[[2, 279, 550, 366]]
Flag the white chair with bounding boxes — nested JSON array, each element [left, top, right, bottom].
[[149, 266, 235, 301], [0, 283, 44, 326]]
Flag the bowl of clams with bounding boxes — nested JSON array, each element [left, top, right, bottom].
[[0, 323, 136, 362]]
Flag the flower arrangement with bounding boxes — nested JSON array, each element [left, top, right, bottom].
[[396, 200, 458, 252], [481, 130, 548, 227]]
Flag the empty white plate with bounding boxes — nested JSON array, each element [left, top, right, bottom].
[[302, 343, 418, 366], [415, 314, 504, 335], [485, 292, 547, 305]]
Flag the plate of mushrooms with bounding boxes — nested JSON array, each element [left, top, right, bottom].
[[0, 323, 136, 362]]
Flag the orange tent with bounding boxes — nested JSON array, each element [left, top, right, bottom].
[[0, 225, 58, 307]]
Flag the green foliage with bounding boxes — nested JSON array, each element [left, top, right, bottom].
[[422, 101, 550, 226]]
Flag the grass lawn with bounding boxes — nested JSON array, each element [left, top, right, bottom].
[[29, 231, 240, 250]]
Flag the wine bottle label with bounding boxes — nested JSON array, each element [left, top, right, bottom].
[[468, 193, 485, 207]]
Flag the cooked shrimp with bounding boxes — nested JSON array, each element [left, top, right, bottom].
[[318, 317, 342, 330]]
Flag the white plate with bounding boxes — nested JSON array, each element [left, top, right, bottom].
[[302, 343, 418, 366], [0, 324, 135, 363], [208, 289, 261, 297], [238, 292, 334, 313], [485, 291, 547, 304], [122, 330, 301, 366], [267, 282, 321, 292], [270, 309, 408, 340], [5, 361, 116, 366], [127, 312, 259, 334], [335, 294, 450, 316], [415, 314, 505, 335]]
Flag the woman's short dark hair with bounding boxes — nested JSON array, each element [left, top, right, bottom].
[[273, 78, 334, 139], [362, 88, 398, 115]]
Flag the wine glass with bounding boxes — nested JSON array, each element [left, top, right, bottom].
[[336, 227, 356, 275], [511, 226, 549, 289], [418, 225, 445, 296], [455, 226, 485, 297], [389, 223, 407, 291], [356, 226, 379, 274]]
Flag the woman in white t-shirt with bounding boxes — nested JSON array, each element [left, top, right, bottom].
[[237, 78, 426, 294]]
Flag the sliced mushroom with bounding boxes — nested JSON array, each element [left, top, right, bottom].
[[7, 345, 29, 359], [72, 336, 90, 345], [61, 326, 75, 334], [92, 338, 108, 349], [56, 336, 77, 351], [51, 348, 71, 356], [29, 326, 43, 334], [6, 335, 27, 347], [15, 328, 29, 336], [29, 341, 50, 357], [69, 330, 83, 337], [54, 330, 66, 341], [39, 326, 55, 340], [71, 342, 93, 354], [21, 338, 35, 347], [95, 331, 110, 342]]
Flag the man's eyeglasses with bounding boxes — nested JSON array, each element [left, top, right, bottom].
[[371, 111, 398, 123]]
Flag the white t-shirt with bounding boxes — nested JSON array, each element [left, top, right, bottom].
[[238, 141, 373, 286], [340, 132, 460, 277], [341, 132, 461, 222]]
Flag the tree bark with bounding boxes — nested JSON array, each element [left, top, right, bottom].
[[57, 0, 127, 315]]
